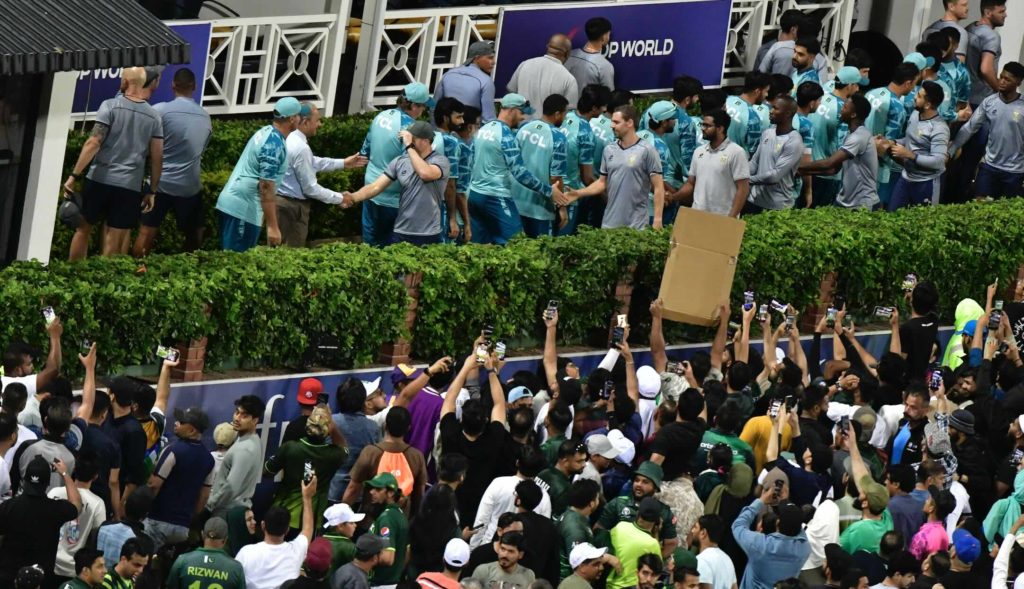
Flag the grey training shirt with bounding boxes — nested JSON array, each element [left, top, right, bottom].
[[900, 112, 950, 182], [950, 92, 1024, 173], [689, 139, 750, 216], [565, 48, 615, 91], [154, 97, 212, 197], [966, 22, 1001, 105], [922, 20, 969, 58], [748, 128, 804, 210], [599, 139, 662, 229], [87, 95, 163, 191], [387, 150, 451, 237], [836, 125, 879, 209]]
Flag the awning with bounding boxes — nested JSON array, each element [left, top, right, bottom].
[[0, 0, 190, 76]]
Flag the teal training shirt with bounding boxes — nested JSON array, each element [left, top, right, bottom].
[[811, 92, 845, 180], [469, 120, 551, 199], [216, 125, 288, 226], [725, 95, 763, 157], [590, 114, 615, 171], [637, 130, 671, 217], [512, 120, 567, 220], [560, 111, 595, 190], [360, 108, 415, 208]]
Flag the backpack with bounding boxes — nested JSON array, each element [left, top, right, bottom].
[[375, 444, 414, 497]]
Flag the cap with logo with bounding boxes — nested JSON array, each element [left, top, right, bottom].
[[174, 406, 210, 433], [646, 101, 678, 124], [23, 455, 52, 496], [403, 82, 436, 108], [465, 41, 495, 65], [296, 377, 323, 406], [324, 503, 367, 527], [500, 93, 535, 115], [508, 386, 534, 404], [306, 405, 332, 439], [365, 472, 400, 492], [274, 96, 302, 118], [836, 66, 870, 87], [444, 538, 471, 567], [391, 364, 424, 387], [569, 542, 607, 569], [204, 517, 229, 540], [634, 460, 664, 491]]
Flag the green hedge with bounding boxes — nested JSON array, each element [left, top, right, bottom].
[[9, 200, 1024, 378]]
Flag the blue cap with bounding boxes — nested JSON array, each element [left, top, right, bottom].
[[273, 97, 302, 117], [500, 93, 535, 115], [903, 52, 936, 71], [646, 100, 678, 123], [508, 386, 534, 404], [836, 66, 870, 87], [403, 82, 435, 108], [962, 319, 978, 338], [951, 528, 981, 564]]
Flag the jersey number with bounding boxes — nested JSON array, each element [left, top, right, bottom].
[[188, 582, 224, 589]]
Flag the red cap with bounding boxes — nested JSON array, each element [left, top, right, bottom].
[[296, 377, 323, 406], [304, 537, 332, 574]]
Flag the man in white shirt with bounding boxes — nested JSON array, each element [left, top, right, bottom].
[[470, 446, 552, 549], [691, 515, 738, 589], [49, 455, 107, 577], [3, 316, 64, 430], [1, 384, 37, 464], [0, 412, 16, 501], [236, 474, 316, 589], [276, 102, 367, 247]]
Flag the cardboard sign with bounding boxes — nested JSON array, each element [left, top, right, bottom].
[[658, 207, 745, 326]]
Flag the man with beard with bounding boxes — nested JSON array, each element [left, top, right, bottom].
[[886, 385, 930, 467], [946, 410, 994, 516], [363, 473, 408, 588], [676, 109, 750, 218], [638, 100, 680, 224], [470, 531, 535, 589], [538, 439, 587, 517], [745, 96, 804, 212], [597, 461, 679, 557]]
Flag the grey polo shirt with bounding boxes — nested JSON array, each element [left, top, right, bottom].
[[689, 139, 750, 216], [900, 112, 950, 182], [966, 22, 1001, 105], [836, 125, 879, 209], [507, 55, 580, 118], [748, 128, 804, 210], [757, 39, 830, 79], [599, 139, 662, 229], [566, 48, 615, 91], [950, 92, 1024, 173], [87, 95, 163, 191], [922, 19, 968, 58], [153, 97, 211, 197], [385, 150, 451, 237]]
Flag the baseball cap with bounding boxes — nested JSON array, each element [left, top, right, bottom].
[[296, 377, 323, 406], [637, 365, 661, 399], [586, 434, 619, 460], [635, 460, 664, 491], [569, 542, 607, 569], [962, 319, 978, 338], [508, 386, 534, 404], [646, 101, 678, 124], [362, 377, 383, 398], [324, 503, 366, 527], [391, 364, 424, 387], [952, 528, 981, 564], [501, 93, 535, 115], [23, 455, 51, 496], [444, 538, 471, 567], [608, 428, 635, 464], [407, 121, 435, 141], [672, 548, 698, 570], [306, 405, 332, 439], [403, 82, 436, 108], [305, 537, 333, 575], [204, 517, 229, 540], [365, 472, 400, 491], [637, 496, 662, 521], [356, 533, 386, 555], [213, 422, 238, 447], [857, 471, 889, 511], [924, 421, 952, 455], [174, 406, 210, 433], [852, 406, 877, 443], [903, 52, 936, 71], [836, 66, 870, 86], [659, 372, 689, 402], [274, 96, 302, 118], [465, 41, 495, 65], [58, 193, 84, 229], [949, 410, 975, 435]]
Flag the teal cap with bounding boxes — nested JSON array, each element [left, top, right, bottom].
[[836, 66, 870, 86], [403, 82, 435, 108], [647, 100, 678, 123], [273, 97, 302, 117], [500, 93, 535, 115]]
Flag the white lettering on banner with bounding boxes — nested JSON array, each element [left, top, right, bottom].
[[607, 39, 674, 59], [259, 394, 284, 456], [78, 68, 124, 81]]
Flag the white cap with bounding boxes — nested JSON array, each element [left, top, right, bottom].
[[362, 377, 382, 398], [586, 434, 619, 460], [569, 542, 607, 569], [775, 347, 786, 365], [323, 503, 366, 527], [607, 429, 635, 464], [637, 365, 660, 399], [444, 538, 471, 567]]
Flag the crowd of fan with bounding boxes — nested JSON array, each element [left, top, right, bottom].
[[1, 278, 1024, 589], [60, 1, 1024, 255]]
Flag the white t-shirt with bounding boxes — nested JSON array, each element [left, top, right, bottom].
[[2, 375, 41, 429], [49, 486, 107, 577], [236, 535, 310, 589], [533, 402, 574, 444], [697, 546, 737, 589], [469, 475, 553, 549], [3, 424, 38, 463], [0, 455, 10, 502]]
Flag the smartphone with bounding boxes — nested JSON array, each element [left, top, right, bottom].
[[929, 369, 942, 391], [80, 338, 93, 354], [495, 340, 507, 361], [474, 343, 489, 365], [666, 361, 685, 375], [825, 306, 837, 328], [769, 399, 781, 419], [901, 273, 918, 293], [758, 304, 769, 322], [743, 291, 755, 311], [874, 306, 895, 318], [727, 321, 741, 341], [481, 323, 494, 344], [316, 392, 329, 406], [1013, 449, 1024, 466], [42, 306, 56, 326], [544, 300, 559, 321], [303, 461, 314, 484], [773, 478, 784, 497], [785, 314, 795, 332], [840, 415, 850, 436], [600, 381, 614, 400], [990, 300, 1004, 331], [770, 299, 788, 314], [611, 326, 625, 347], [156, 345, 180, 363], [784, 395, 796, 410]]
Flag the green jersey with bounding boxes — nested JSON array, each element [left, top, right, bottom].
[[166, 547, 246, 589], [102, 571, 132, 589], [324, 533, 357, 576], [839, 509, 894, 554], [541, 435, 567, 468], [369, 503, 409, 585], [58, 580, 93, 589], [692, 428, 756, 472], [512, 119, 567, 221], [538, 467, 572, 517], [561, 111, 596, 190], [590, 114, 615, 170], [557, 509, 596, 579], [265, 438, 348, 529], [598, 495, 677, 541]]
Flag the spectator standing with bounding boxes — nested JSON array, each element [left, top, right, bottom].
[[102, 537, 152, 589], [63, 66, 163, 259], [0, 456, 80, 587], [342, 406, 426, 514], [276, 103, 367, 247], [95, 487, 154, 570], [329, 379, 382, 503], [50, 456, 106, 580], [470, 532, 536, 589], [408, 483, 458, 576], [607, 497, 663, 589], [331, 534, 385, 589], [511, 95, 569, 237], [166, 517, 245, 589], [107, 377, 148, 517], [691, 515, 737, 589], [323, 503, 366, 576], [508, 34, 580, 116], [599, 460, 679, 553], [283, 378, 325, 445], [215, 97, 301, 251], [514, 480, 561, 584], [1, 384, 37, 463], [0, 412, 16, 501], [537, 438, 587, 517], [678, 109, 751, 218], [726, 73, 772, 157], [922, 0, 969, 61], [212, 422, 237, 480], [840, 426, 894, 554], [565, 18, 615, 91], [908, 487, 954, 560], [434, 41, 497, 122], [417, 538, 469, 589], [59, 548, 107, 589], [358, 83, 435, 247], [15, 399, 78, 494], [746, 96, 804, 212], [470, 446, 552, 549], [557, 480, 610, 579], [207, 395, 265, 518], [897, 282, 940, 382], [133, 67, 211, 255], [731, 488, 811, 589], [567, 104, 665, 229], [800, 95, 879, 210], [363, 473, 410, 588], [559, 543, 609, 589], [236, 477, 317, 589], [888, 82, 951, 210], [3, 316, 63, 427]]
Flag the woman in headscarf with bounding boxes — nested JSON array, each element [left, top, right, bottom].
[[985, 469, 1024, 548]]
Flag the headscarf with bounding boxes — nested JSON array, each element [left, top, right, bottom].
[[705, 462, 753, 515], [225, 504, 258, 556], [983, 468, 1024, 546], [942, 298, 984, 370]]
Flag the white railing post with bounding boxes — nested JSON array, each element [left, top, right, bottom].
[[322, 0, 351, 115], [348, 0, 388, 113]]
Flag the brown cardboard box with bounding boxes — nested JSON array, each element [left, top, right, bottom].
[[658, 207, 745, 326]]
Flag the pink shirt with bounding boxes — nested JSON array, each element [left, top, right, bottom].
[[910, 520, 949, 560]]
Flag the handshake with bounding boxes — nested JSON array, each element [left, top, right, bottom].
[[340, 192, 356, 209]]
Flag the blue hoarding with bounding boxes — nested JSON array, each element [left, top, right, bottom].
[[493, 0, 733, 94]]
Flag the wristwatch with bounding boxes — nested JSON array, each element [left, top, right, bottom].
[[70, 172, 82, 180], [405, 143, 415, 150]]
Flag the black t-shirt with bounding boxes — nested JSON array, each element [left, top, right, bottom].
[[281, 577, 330, 589], [940, 570, 986, 589], [82, 423, 122, 510], [440, 413, 507, 524], [282, 415, 309, 445], [909, 573, 940, 589], [900, 315, 939, 382], [649, 420, 705, 480], [0, 494, 78, 583], [518, 511, 560, 584], [112, 414, 148, 487]]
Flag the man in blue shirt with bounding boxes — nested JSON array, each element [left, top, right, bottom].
[[467, 94, 565, 244], [732, 486, 811, 589], [359, 82, 435, 246], [434, 41, 496, 123], [215, 97, 300, 251]]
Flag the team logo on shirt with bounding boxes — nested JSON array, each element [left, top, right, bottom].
[[720, 155, 728, 163], [1014, 111, 1022, 123], [628, 155, 638, 166], [380, 526, 391, 538]]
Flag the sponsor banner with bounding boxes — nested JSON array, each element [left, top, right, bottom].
[[494, 0, 732, 94]]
